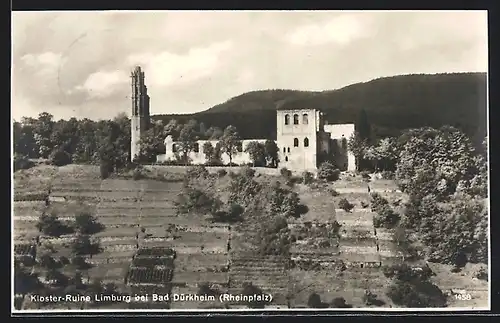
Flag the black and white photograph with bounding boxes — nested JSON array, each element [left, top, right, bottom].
[[12, 10, 489, 312]]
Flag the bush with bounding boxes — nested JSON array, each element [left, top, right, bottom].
[[14, 154, 35, 171], [211, 203, 244, 223], [197, 282, 219, 296], [373, 205, 400, 229], [330, 297, 352, 308], [338, 198, 354, 212], [361, 201, 369, 208], [242, 166, 256, 178], [186, 165, 209, 180], [74, 212, 104, 235], [217, 169, 227, 177], [241, 283, 267, 308], [132, 167, 144, 180], [280, 167, 292, 179], [307, 293, 324, 308], [380, 171, 395, 180], [100, 160, 110, 179], [36, 212, 73, 237], [318, 162, 340, 181], [360, 171, 371, 179], [386, 280, 447, 308], [49, 149, 72, 167], [363, 290, 385, 306], [370, 193, 389, 213], [302, 171, 314, 185], [328, 188, 339, 196], [474, 267, 488, 281]]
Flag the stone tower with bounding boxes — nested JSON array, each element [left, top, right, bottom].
[[130, 66, 150, 162], [276, 108, 320, 172]]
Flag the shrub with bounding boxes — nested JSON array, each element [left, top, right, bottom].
[[474, 267, 488, 281], [307, 292, 323, 308], [386, 280, 447, 308], [197, 282, 219, 296], [363, 290, 385, 306], [74, 212, 104, 235], [217, 169, 227, 177], [100, 160, 110, 179], [280, 167, 292, 179], [36, 212, 73, 237], [49, 149, 72, 167], [370, 192, 389, 213], [175, 186, 222, 215], [380, 171, 395, 180], [132, 168, 144, 180], [338, 198, 354, 212], [318, 162, 340, 181], [71, 256, 89, 269], [328, 188, 339, 196], [241, 283, 267, 308], [302, 171, 314, 185], [212, 203, 244, 223], [186, 165, 209, 180], [361, 201, 369, 208], [360, 171, 371, 179], [373, 205, 400, 229], [330, 297, 352, 308], [14, 154, 35, 171], [242, 166, 256, 178]]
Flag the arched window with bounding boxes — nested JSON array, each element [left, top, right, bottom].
[[285, 156, 288, 162], [303, 114, 309, 124], [283, 147, 286, 153], [293, 114, 299, 125], [284, 114, 290, 125], [193, 142, 199, 153], [304, 137, 309, 147], [172, 144, 177, 153], [341, 137, 347, 150], [293, 138, 299, 147], [287, 147, 290, 153]]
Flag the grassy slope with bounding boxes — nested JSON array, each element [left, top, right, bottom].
[[14, 165, 488, 309]]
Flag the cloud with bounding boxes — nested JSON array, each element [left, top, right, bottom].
[[75, 70, 129, 98], [19, 51, 65, 78], [127, 40, 233, 88], [286, 14, 372, 46]]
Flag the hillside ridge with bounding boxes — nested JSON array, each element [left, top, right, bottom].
[[152, 72, 487, 143]]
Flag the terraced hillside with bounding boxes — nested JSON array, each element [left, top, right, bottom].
[[13, 165, 488, 310]]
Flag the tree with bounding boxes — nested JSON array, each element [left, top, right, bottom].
[[347, 132, 368, 171], [202, 142, 215, 164], [244, 141, 266, 167], [317, 161, 340, 181], [49, 148, 72, 166], [74, 212, 104, 235], [396, 126, 480, 198], [205, 126, 224, 140], [36, 212, 72, 237], [33, 112, 55, 158], [177, 120, 198, 165], [71, 234, 101, 257], [220, 125, 241, 166], [264, 139, 279, 167]]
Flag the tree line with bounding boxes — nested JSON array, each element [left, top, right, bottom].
[[13, 112, 280, 174]]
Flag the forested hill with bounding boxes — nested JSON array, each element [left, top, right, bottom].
[[153, 72, 487, 143]]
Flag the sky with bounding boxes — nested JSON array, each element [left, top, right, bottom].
[[12, 10, 488, 121]]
